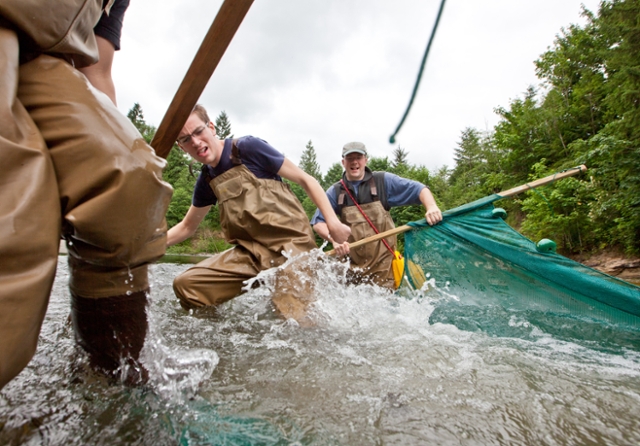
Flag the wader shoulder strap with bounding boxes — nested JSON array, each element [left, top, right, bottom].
[[372, 171, 389, 211], [230, 139, 242, 166], [200, 164, 212, 185]]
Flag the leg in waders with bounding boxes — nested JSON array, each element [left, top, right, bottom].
[[0, 15, 172, 388]]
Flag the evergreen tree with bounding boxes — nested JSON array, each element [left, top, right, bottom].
[[214, 110, 233, 139], [391, 146, 409, 174], [126, 102, 155, 143], [127, 102, 145, 128], [299, 140, 322, 182]]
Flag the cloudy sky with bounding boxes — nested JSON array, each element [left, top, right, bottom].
[[113, 0, 601, 174]]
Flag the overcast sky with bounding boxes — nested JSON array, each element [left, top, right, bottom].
[[113, 0, 601, 174]]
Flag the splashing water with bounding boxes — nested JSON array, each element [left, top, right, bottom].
[[1, 254, 640, 445]]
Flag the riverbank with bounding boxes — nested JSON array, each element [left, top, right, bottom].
[[571, 251, 640, 283], [58, 241, 640, 284]]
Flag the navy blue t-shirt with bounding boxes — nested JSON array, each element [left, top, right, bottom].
[[192, 136, 285, 207]]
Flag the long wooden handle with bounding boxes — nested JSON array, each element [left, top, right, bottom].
[[325, 165, 588, 256], [496, 164, 587, 198], [150, 0, 254, 159]]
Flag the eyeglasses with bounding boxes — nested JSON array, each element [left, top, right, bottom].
[[177, 122, 209, 145]]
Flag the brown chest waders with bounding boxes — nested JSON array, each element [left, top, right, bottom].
[[0, 2, 172, 387], [340, 201, 397, 289], [172, 164, 318, 324]]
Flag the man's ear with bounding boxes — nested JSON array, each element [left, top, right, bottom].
[[208, 121, 217, 137]]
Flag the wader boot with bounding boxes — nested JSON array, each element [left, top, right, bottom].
[[71, 289, 149, 384]]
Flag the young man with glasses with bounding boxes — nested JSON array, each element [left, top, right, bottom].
[[167, 104, 351, 324]]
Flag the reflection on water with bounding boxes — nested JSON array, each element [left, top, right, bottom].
[[2, 253, 640, 445]]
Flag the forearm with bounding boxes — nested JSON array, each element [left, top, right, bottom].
[[420, 187, 443, 225], [313, 221, 350, 256], [313, 222, 331, 241], [305, 181, 341, 227], [166, 223, 195, 246], [419, 187, 438, 210]]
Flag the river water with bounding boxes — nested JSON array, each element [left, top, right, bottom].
[[1, 253, 640, 445]]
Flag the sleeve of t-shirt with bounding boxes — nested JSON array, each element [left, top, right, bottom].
[[384, 173, 426, 207], [94, 0, 130, 51], [236, 136, 285, 177], [309, 185, 339, 225]]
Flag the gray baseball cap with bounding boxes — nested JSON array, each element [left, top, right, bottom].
[[342, 141, 367, 157]]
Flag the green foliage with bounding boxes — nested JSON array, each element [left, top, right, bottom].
[[391, 146, 409, 175], [322, 162, 343, 189], [163, 146, 197, 228], [299, 140, 323, 182], [215, 110, 234, 140], [367, 156, 391, 172], [573, 134, 640, 253], [520, 162, 597, 253], [127, 102, 156, 143], [445, 127, 500, 208], [478, 0, 640, 254]]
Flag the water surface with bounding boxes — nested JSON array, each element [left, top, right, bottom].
[[1, 254, 639, 445]]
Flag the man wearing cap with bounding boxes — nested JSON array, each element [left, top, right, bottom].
[[311, 142, 442, 289]]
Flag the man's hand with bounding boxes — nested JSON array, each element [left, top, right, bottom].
[[425, 205, 443, 226], [326, 219, 351, 244], [330, 240, 350, 257]]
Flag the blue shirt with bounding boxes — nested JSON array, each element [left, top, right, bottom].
[[310, 173, 426, 224], [192, 136, 285, 207]]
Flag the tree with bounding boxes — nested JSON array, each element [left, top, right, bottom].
[[367, 156, 391, 172], [391, 146, 409, 174], [126, 102, 155, 143], [214, 110, 233, 140], [322, 162, 344, 189], [299, 140, 323, 183]]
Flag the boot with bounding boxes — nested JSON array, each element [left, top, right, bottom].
[[71, 290, 149, 385]]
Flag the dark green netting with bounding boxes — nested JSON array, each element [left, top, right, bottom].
[[402, 196, 640, 340]]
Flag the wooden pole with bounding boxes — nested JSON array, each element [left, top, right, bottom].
[[150, 0, 254, 159], [325, 165, 588, 255]]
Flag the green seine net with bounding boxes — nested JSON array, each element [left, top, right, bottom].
[[402, 195, 640, 344]]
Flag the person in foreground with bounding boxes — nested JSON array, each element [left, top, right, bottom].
[[0, 0, 172, 390], [311, 141, 442, 289], [167, 105, 351, 323]]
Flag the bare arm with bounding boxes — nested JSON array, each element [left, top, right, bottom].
[[166, 205, 211, 246], [277, 158, 351, 244], [420, 187, 442, 226], [79, 36, 117, 105]]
